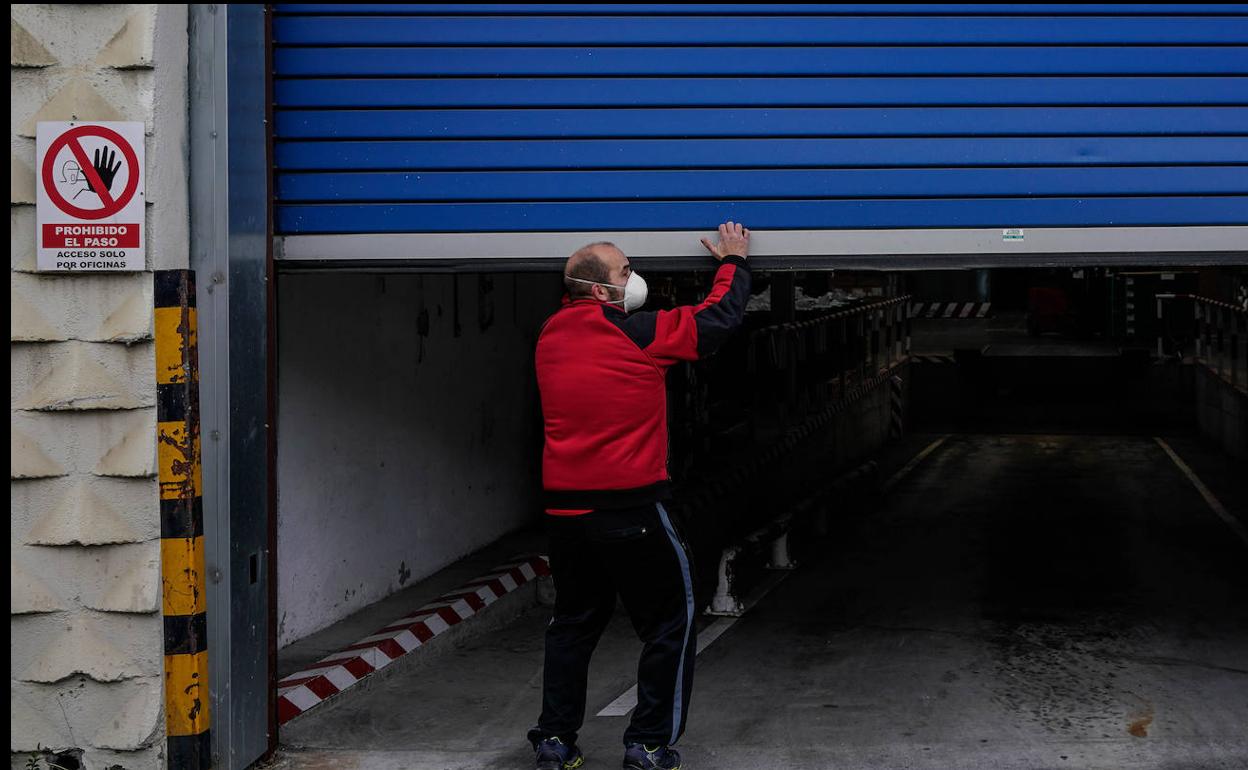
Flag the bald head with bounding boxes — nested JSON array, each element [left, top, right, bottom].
[[564, 241, 628, 300]]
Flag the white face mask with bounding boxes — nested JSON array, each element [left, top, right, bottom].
[[565, 271, 649, 312]]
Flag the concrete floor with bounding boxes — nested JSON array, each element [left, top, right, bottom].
[[274, 434, 1248, 770]]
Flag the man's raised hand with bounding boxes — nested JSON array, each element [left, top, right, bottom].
[[701, 221, 750, 262]]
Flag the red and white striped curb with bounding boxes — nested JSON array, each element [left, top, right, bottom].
[[911, 353, 957, 364], [276, 554, 550, 724], [910, 301, 992, 319]]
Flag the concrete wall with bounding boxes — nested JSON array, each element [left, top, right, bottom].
[[275, 272, 560, 647], [1195, 365, 1248, 460], [11, 5, 189, 769]]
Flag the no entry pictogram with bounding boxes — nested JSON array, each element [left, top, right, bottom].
[[40, 124, 140, 220], [36, 121, 145, 272]]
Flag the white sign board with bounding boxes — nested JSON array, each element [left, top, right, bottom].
[[36, 121, 145, 271]]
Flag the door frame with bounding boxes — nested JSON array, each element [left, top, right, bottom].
[[189, 5, 277, 768]]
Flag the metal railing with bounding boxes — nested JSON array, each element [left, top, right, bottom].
[[1157, 293, 1247, 389], [744, 295, 912, 408]]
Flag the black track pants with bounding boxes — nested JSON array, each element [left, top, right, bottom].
[[530, 502, 697, 748]]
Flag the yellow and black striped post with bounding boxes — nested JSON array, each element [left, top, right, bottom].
[[155, 270, 211, 769]]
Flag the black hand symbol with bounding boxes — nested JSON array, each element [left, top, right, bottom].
[[86, 146, 122, 194]]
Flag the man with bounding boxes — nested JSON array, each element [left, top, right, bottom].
[[529, 222, 752, 770]]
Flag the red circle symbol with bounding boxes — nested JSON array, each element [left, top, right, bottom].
[[41, 125, 140, 220]]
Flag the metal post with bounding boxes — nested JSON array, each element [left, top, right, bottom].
[[1156, 297, 1165, 358], [877, 309, 884, 370], [772, 274, 797, 425], [1218, 307, 1226, 378], [888, 303, 898, 364], [976, 269, 991, 304], [892, 303, 900, 363], [889, 374, 904, 439], [858, 313, 867, 384], [870, 310, 879, 373], [767, 531, 797, 570], [1241, 312, 1247, 387], [1231, 317, 1239, 387], [155, 271, 212, 770], [905, 299, 912, 356], [748, 332, 763, 441], [1195, 302, 1203, 359], [1205, 304, 1213, 365], [849, 314, 857, 386], [190, 6, 274, 766], [1241, 313, 1247, 386], [1124, 276, 1136, 341], [708, 547, 745, 617], [894, 303, 904, 361], [839, 317, 848, 398], [884, 304, 894, 367]]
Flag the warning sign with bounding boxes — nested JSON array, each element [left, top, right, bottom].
[[36, 122, 145, 271]]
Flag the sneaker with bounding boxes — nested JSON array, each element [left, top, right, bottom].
[[534, 736, 585, 770], [623, 743, 682, 770]]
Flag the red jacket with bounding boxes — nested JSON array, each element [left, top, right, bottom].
[[535, 256, 751, 512]]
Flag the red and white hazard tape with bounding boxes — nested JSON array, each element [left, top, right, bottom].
[[276, 554, 550, 725]]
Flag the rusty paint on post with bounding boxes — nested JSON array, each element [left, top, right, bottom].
[[154, 270, 211, 769]]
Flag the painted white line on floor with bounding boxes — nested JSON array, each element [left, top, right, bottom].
[[595, 689, 637, 718], [599, 437, 950, 718], [596, 570, 791, 718], [598, 438, 950, 719], [1154, 437, 1248, 550], [882, 435, 950, 494]]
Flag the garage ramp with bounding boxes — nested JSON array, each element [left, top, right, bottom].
[[273, 433, 1248, 770]]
